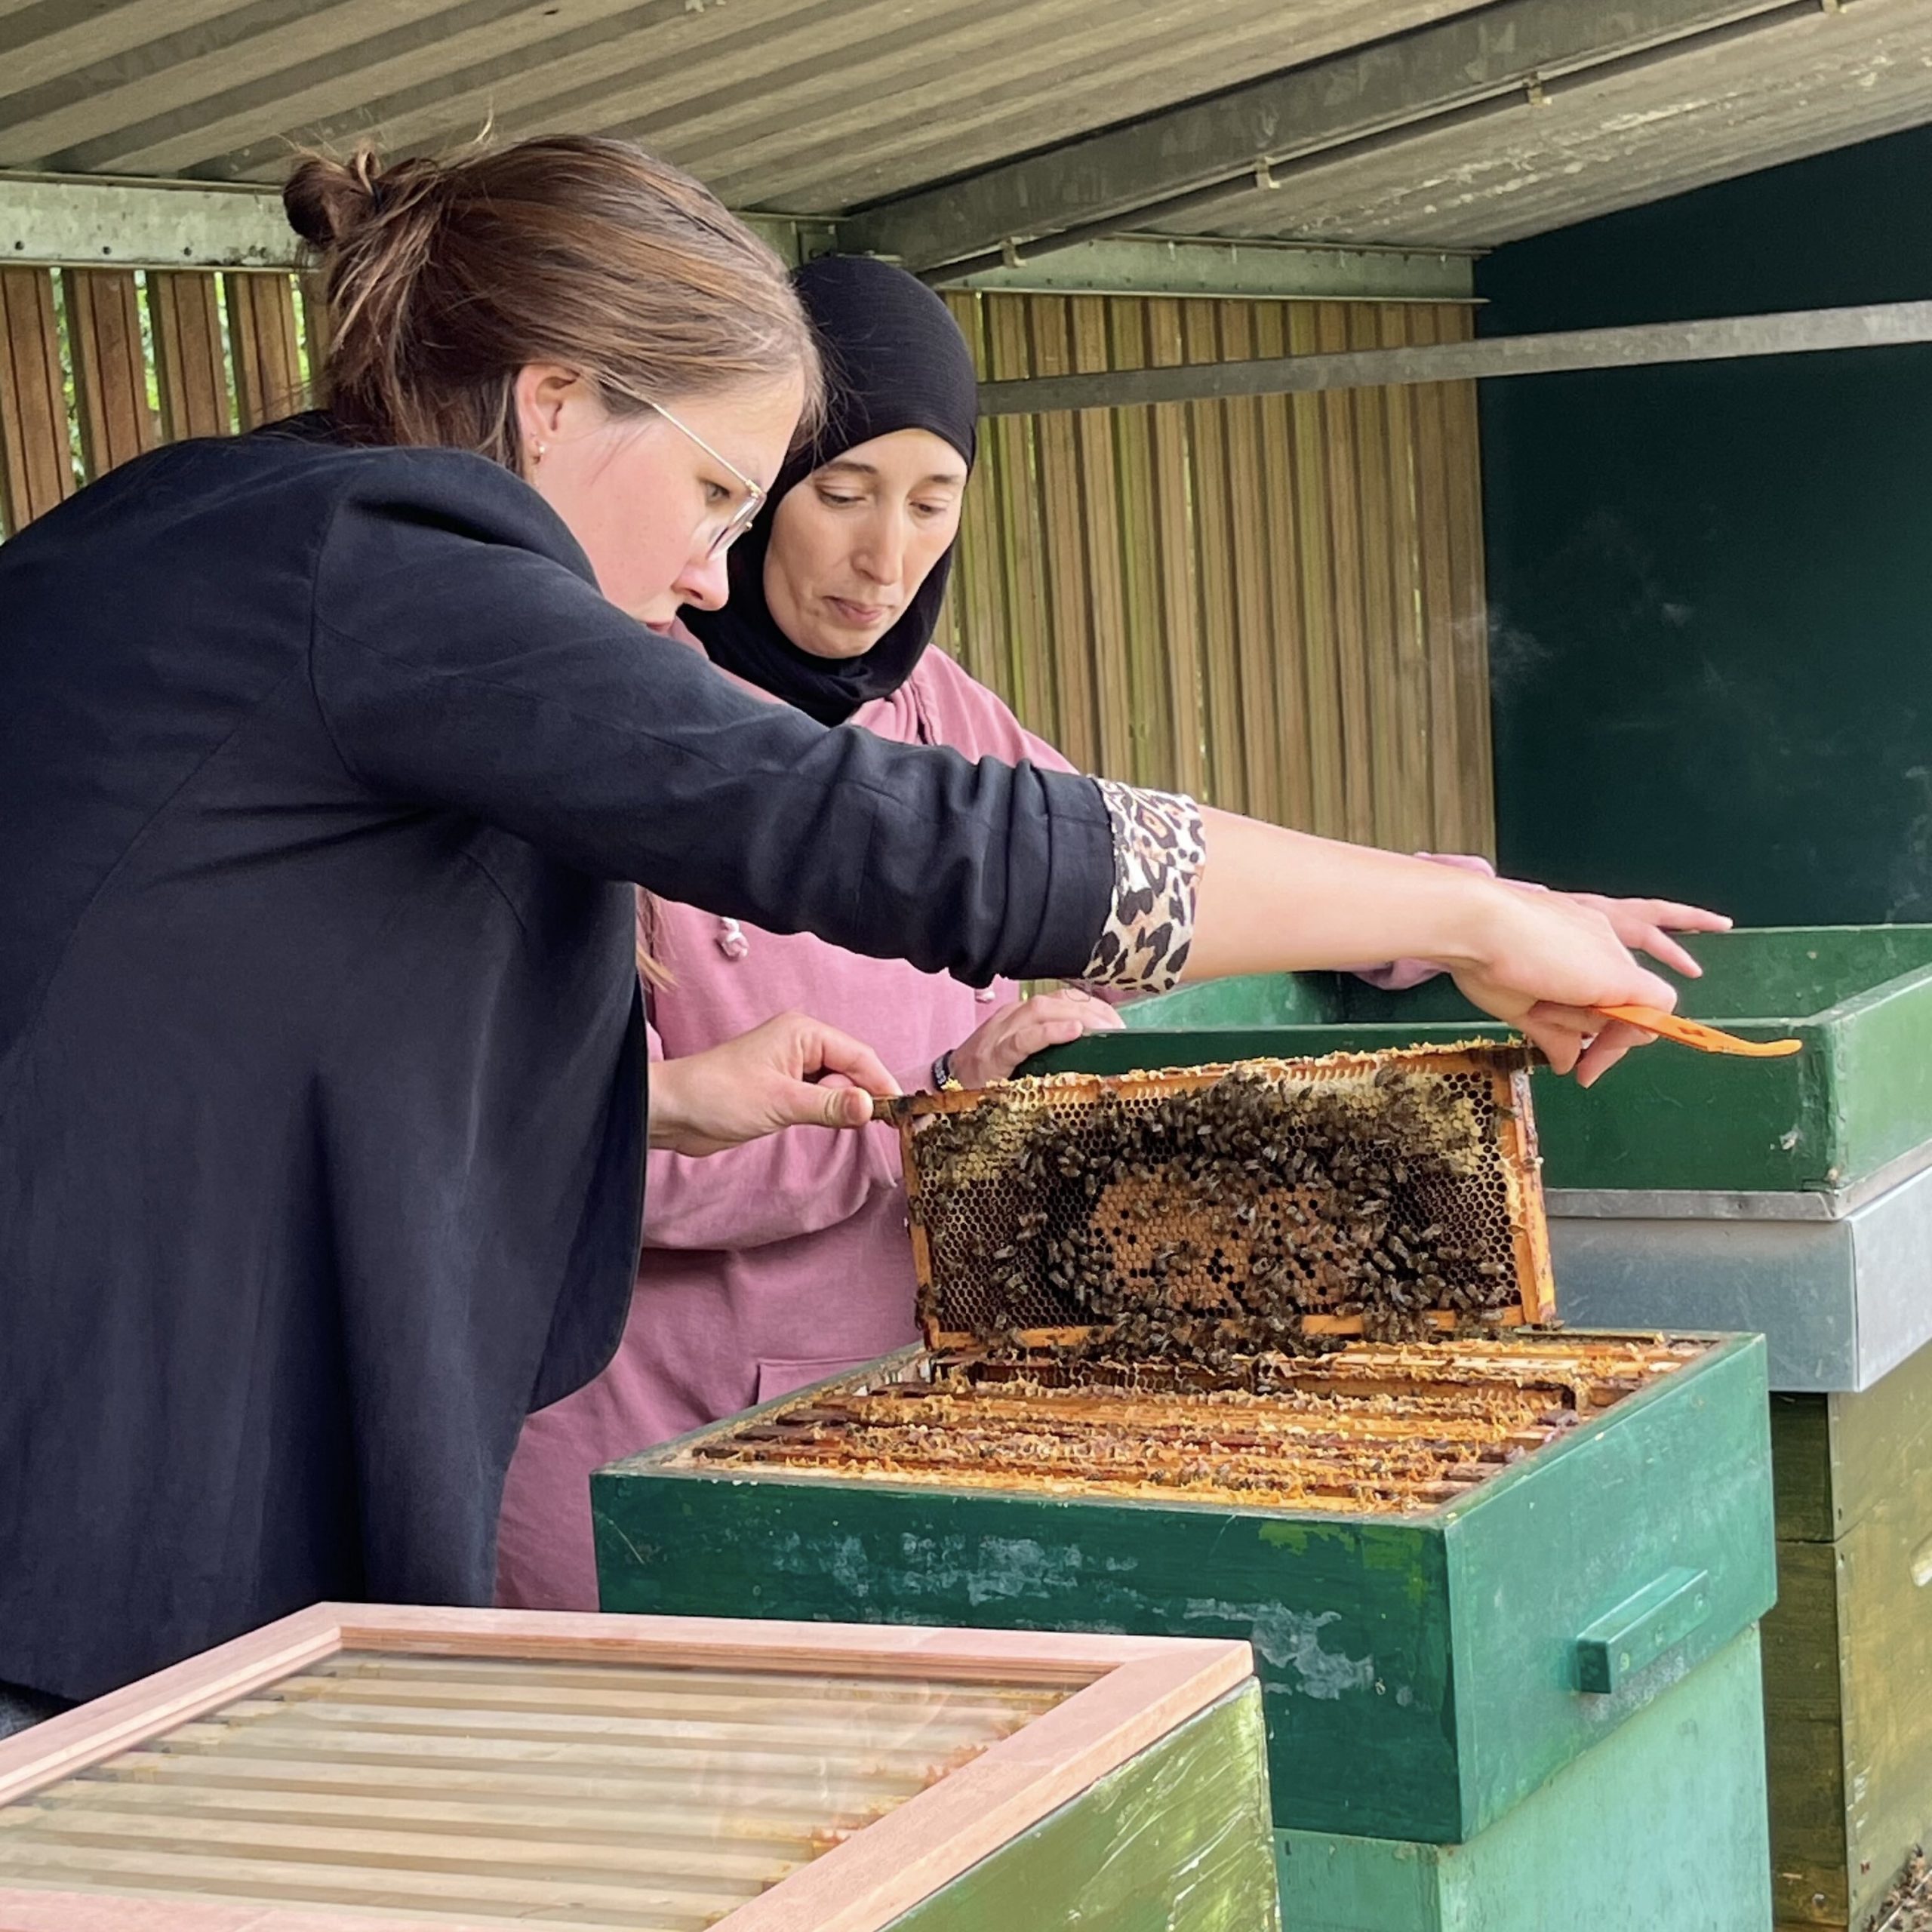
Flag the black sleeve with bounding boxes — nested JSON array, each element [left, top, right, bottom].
[[307, 460, 1114, 987]]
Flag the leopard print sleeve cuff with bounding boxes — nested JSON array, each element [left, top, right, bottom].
[[1081, 780, 1206, 993]]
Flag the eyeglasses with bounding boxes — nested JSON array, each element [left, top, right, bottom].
[[651, 399, 767, 558]]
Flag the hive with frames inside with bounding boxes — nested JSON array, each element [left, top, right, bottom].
[[675, 1047, 1707, 1516]]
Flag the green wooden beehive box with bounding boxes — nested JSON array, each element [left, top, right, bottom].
[[1039, 926, 1932, 1931], [1274, 1626, 1770, 1931], [595, 1048, 1776, 1927], [594, 1331, 1773, 1854], [1766, 1342, 1932, 1931]]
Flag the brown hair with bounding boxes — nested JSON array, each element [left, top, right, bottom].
[[283, 135, 821, 467]]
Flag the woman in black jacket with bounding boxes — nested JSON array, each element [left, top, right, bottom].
[[0, 136, 1679, 1712]]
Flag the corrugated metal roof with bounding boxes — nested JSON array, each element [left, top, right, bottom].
[[0, 2, 1482, 194], [0, 0, 1928, 248], [1172, 0, 1932, 247]]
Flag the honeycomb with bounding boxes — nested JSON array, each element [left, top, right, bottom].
[[891, 1045, 1552, 1358], [679, 1336, 1703, 1515], [679, 1049, 1700, 1515]]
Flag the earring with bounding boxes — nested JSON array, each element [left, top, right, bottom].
[[531, 440, 547, 463]]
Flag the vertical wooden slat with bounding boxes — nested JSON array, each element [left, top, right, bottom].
[[1404, 302, 1466, 854], [1372, 303, 1432, 856], [226, 272, 303, 429], [1280, 303, 1346, 840], [1101, 300, 1161, 788], [149, 272, 232, 442], [937, 294, 1009, 699], [299, 271, 332, 392], [1143, 301, 1207, 803], [1027, 297, 1100, 773], [1069, 296, 1134, 781], [0, 267, 76, 534], [1249, 301, 1314, 835], [1183, 301, 1244, 814], [1438, 303, 1496, 857], [64, 269, 158, 481], [1348, 302, 1404, 851], [981, 295, 1054, 739], [1317, 301, 1376, 844], [1215, 302, 1282, 828]]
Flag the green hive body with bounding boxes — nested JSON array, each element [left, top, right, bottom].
[[1764, 1346, 1932, 1930], [594, 1332, 1774, 1847], [1274, 1630, 1770, 1932], [1036, 925, 1932, 1932]]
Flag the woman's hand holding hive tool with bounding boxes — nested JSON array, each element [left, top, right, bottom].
[[1182, 810, 1674, 1086], [1447, 889, 1679, 1087], [946, 989, 1125, 1090], [647, 1013, 901, 1158]]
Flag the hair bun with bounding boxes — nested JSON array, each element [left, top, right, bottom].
[[283, 150, 383, 251]]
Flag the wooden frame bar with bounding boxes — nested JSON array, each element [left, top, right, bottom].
[[0, 1605, 1253, 1932]]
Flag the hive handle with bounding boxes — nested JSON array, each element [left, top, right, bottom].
[[1574, 1567, 1711, 1694]]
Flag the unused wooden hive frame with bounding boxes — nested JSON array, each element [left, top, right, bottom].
[[0, 1606, 1276, 1932]]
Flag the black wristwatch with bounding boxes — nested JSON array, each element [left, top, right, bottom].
[[932, 1051, 961, 1091]]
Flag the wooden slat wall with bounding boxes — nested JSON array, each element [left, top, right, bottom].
[[1, 269, 1493, 853], [226, 272, 304, 430], [941, 291, 1494, 854], [0, 266, 321, 536]]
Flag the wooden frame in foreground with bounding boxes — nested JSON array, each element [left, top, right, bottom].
[[0, 1604, 1256, 1932]]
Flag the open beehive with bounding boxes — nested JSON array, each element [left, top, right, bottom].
[[685, 1046, 1682, 1515], [683, 1334, 1702, 1515], [596, 1048, 1776, 1854], [0, 1605, 1278, 1932]]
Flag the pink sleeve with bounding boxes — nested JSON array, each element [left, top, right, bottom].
[[641, 1018, 906, 1253]]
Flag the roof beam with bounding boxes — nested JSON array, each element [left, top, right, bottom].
[[931, 232, 1477, 302], [973, 300, 1932, 415], [0, 172, 301, 271], [0, 171, 832, 270], [838, 0, 1833, 273]]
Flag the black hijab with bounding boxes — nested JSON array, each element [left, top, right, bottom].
[[683, 255, 980, 726]]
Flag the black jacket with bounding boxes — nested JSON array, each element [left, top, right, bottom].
[[0, 424, 1112, 1699]]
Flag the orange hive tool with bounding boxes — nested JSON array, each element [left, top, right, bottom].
[[1595, 1004, 1801, 1059]]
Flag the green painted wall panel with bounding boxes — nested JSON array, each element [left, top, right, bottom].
[[1478, 124, 1932, 929], [882, 1684, 1281, 1932], [1275, 1629, 1770, 1932]]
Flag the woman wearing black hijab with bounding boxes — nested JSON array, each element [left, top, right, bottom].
[[492, 257, 1717, 1610]]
